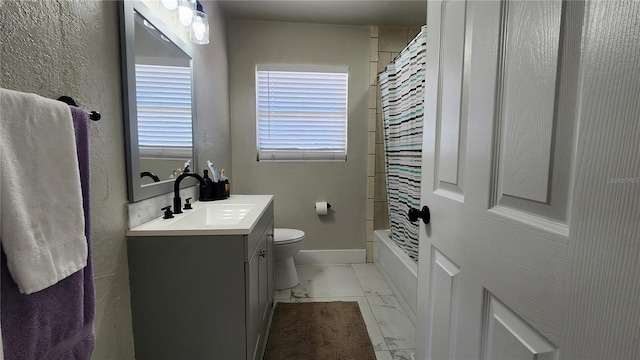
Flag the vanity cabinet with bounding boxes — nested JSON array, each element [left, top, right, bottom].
[[127, 201, 274, 360]]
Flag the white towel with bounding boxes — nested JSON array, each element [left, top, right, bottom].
[[0, 88, 87, 294]]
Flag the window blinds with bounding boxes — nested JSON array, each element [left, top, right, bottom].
[[135, 64, 192, 158], [256, 69, 348, 161]]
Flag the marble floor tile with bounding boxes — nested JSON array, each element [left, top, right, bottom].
[[274, 289, 291, 301], [291, 296, 388, 352], [376, 350, 394, 360], [391, 349, 416, 360], [292, 265, 365, 299], [367, 295, 415, 351], [352, 263, 394, 296]]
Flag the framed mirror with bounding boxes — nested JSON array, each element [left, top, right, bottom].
[[119, 0, 198, 202]]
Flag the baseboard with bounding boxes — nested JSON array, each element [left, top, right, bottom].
[[294, 249, 366, 265]]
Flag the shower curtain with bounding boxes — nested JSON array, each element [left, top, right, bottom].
[[379, 26, 427, 262]]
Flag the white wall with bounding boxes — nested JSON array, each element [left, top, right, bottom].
[[0, 0, 230, 358], [193, 2, 232, 177], [228, 20, 370, 251]]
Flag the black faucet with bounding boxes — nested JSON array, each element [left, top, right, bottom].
[[173, 173, 206, 214], [140, 171, 161, 183]]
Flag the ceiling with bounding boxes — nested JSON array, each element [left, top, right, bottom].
[[216, 0, 428, 27]]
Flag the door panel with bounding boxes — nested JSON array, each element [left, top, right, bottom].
[[427, 248, 460, 360], [482, 292, 557, 360], [498, 0, 562, 204], [491, 0, 579, 227], [437, 0, 467, 193]]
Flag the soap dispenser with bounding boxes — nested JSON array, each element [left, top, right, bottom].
[[200, 169, 216, 201]]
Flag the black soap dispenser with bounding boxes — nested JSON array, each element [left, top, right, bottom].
[[200, 169, 216, 201]]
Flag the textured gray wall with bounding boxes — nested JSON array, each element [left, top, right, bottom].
[[0, 0, 229, 358], [228, 20, 370, 251]]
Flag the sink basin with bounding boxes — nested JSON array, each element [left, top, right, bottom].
[[173, 203, 255, 226]]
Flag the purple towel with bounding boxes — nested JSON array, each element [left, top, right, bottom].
[[1, 106, 95, 360]]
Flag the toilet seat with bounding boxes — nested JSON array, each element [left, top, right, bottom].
[[274, 228, 305, 245]]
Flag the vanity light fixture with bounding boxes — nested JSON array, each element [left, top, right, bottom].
[[189, 1, 209, 45], [177, 0, 196, 27]]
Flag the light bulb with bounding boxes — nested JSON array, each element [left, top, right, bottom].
[[192, 19, 205, 41], [178, 8, 193, 26], [177, 0, 195, 27], [160, 0, 178, 10]]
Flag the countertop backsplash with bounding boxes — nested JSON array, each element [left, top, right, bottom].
[[127, 186, 198, 229]]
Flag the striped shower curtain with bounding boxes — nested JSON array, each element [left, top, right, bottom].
[[379, 27, 427, 262]]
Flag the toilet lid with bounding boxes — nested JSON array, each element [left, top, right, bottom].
[[274, 228, 305, 244]]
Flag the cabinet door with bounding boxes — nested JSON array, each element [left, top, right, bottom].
[[261, 223, 274, 325], [246, 240, 261, 360], [247, 219, 275, 360]]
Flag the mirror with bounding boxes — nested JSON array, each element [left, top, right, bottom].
[[119, 0, 198, 202]]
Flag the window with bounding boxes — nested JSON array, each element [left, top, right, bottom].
[[135, 63, 192, 158], [256, 66, 348, 161]]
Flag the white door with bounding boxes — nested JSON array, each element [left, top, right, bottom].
[[415, 1, 640, 359]]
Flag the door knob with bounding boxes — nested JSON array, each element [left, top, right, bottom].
[[408, 206, 430, 224]]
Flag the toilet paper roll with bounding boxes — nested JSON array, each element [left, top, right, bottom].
[[315, 202, 329, 215]]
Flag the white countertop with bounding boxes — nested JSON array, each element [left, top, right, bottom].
[[126, 194, 273, 237]]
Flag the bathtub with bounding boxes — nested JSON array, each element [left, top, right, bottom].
[[373, 230, 418, 324]]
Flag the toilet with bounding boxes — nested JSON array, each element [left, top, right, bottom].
[[273, 228, 305, 290]]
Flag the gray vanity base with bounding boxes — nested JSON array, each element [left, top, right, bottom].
[[127, 203, 274, 360]]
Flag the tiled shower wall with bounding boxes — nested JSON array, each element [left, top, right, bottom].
[[366, 26, 423, 262]]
